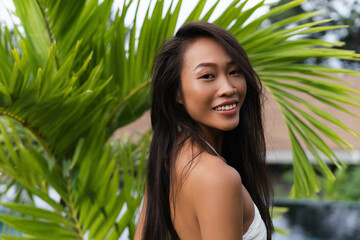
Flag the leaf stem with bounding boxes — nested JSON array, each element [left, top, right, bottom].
[[35, 0, 60, 69], [0, 111, 53, 158], [66, 178, 84, 239], [109, 79, 151, 125]]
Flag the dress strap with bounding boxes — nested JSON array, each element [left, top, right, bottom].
[[198, 134, 221, 157], [182, 125, 221, 157]]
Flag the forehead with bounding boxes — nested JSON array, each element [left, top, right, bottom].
[[183, 37, 233, 68]]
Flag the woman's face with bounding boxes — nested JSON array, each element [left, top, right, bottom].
[[178, 37, 247, 134]]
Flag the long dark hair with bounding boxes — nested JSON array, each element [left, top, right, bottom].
[[143, 21, 273, 240]]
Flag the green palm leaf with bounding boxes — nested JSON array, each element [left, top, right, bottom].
[[0, 115, 148, 239]]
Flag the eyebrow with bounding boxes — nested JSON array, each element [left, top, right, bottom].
[[193, 60, 237, 71]]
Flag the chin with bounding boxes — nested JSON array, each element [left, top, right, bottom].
[[217, 122, 239, 132], [222, 126, 238, 132]]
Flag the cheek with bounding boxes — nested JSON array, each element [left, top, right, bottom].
[[239, 77, 247, 91], [236, 79, 247, 102], [182, 84, 214, 115]]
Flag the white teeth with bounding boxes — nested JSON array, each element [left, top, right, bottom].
[[214, 103, 236, 111]]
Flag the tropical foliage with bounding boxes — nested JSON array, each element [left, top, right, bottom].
[[321, 164, 360, 201], [269, 0, 360, 69], [0, 0, 359, 238]]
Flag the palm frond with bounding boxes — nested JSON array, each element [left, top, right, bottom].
[[0, 114, 148, 239]]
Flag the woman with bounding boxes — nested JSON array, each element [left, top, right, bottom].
[[135, 22, 273, 240]]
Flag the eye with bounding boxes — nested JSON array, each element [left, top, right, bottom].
[[199, 73, 215, 80], [229, 70, 242, 76]]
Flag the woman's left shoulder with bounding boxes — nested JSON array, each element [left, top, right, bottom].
[[191, 152, 242, 196], [187, 152, 244, 239]]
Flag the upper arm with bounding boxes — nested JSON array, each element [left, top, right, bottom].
[[134, 188, 147, 240], [192, 163, 243, 240]]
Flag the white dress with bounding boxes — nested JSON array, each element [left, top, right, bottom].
[[243, 203, 267, 240]]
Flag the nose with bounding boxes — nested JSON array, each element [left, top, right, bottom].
[[217, 75, 236, 97]]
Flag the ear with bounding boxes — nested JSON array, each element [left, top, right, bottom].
[[176, 91, 183, 104]]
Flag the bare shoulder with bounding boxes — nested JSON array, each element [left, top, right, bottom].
[[185, 152, 244, 239], [174, 141, 242, 206], [175, 140, 240, 185], [189, 152, 242, 191]]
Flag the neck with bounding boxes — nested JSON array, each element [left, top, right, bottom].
[[199, 126, 223, 156]]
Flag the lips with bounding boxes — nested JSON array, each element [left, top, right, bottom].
[[213, 103, 237, 111], [213, 99, 239, 110], [212, 99, 239, 116]]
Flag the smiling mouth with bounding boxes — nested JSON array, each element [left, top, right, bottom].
[[213, 103, 237, 111]]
